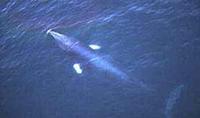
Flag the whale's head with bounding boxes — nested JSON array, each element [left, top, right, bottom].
[[46, 29, 52, 35], [46, 29, 76, 51]]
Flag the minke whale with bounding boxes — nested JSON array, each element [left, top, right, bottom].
[[46, 29, 128, 80]]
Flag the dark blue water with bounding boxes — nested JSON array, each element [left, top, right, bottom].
[[1, 0, 200, 118]]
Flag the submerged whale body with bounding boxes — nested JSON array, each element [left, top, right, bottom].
[[46, 29, 154, 91], [165, 84, 185, 118]]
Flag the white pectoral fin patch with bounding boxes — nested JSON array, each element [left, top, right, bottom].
[[73, 63, 83, 74], [89, 44, 101, 50]]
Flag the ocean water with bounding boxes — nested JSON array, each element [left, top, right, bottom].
[[0, 0, 200, 118]]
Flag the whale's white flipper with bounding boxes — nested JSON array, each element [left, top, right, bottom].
[[73, 63, 83, 74], [89, 44, 101, 50]]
